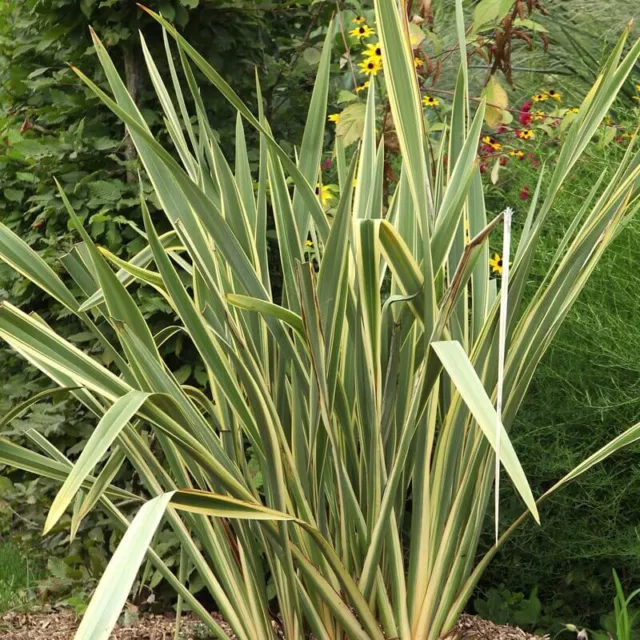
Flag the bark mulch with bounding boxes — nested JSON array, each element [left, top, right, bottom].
[[1, 609, 550, 639], [446, 614, 551, 639], [0, 609, 233, 639]]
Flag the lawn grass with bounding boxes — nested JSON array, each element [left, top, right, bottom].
[[0, 541, 42, 613]]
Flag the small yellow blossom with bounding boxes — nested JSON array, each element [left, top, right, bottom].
[[532, 92, 548, 102], [352, 16, 366, 25], [355, 81, 370, 93], [489, 253, 504, 275], [422, 95, 439, 107], [482, 135, 502, 151], [635, 83, 640, 92], [316, 184, 332, 208], [546, 89, 561, 101], [349, 25, 375, 40], [414, 57, 423, 68], [359, 57, 382, 76], [509, 149, 525, 159], [569, 107, 580, 114], [328, 113, 340, 124], [518, 129, 535, 140], [531, 110, 546, 122], [305, 239, 314, 248]]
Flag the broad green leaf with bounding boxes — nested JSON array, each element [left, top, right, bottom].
[[482, 75, 508, 129], [335, 102, 366, 148]]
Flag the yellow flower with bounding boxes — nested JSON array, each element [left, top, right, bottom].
[[509, 149, 525, 159], [546, 89, 561, 101], [414, 57, 423, 68], [355, 81, 370, 93], [352, 16, 366, 25], [305, 239, 314, 248], [489, 253, 504, 275], [531, 110, 546, 122], [482, 135, 502, 151], [635, 83, 640, 92], [316, 184, 332, 208], [569, 107, 580, 114], [364, 43, 382, 60], [518, 129, 535, 140], [422, 95, 439, 107], [532, 92, 548, 102], [328, 113, 340, 124], [359, 57, 382, 76], [349, 25, 375, 40]]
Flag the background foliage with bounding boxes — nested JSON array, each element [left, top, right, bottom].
[[0, 0, 329, 607]]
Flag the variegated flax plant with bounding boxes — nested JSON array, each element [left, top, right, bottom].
[[0, 3, 639, 640]]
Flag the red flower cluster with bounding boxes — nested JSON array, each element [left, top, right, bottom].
[[518, 100, 533, 126]]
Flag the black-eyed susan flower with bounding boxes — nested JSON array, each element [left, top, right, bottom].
[[364, 42, 382, 60], [546, 89, 561, 101], [532, 92, 548, 102], [352, 16, 366, 25], [359, 57, 382, 76], [481, 135, 502, 151], [315, 184, 332, 208], [517, 129, 535, 140], [509, 149, 525, 159], [349, 25, 375, 40], [489, 253, 504, 275], [422, 95, 439, 107], [355, 81, 370, 93], [328, 113, 341, 124]]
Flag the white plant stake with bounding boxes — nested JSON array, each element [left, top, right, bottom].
[[495, 206, 513, 543]]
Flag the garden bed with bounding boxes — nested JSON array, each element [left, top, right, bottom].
[[0, 609, 234, 639], [0, 609, 548, 639]]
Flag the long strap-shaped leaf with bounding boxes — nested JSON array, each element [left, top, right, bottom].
[[44, 390, 150, 534], [431, 341, 539, 522]]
